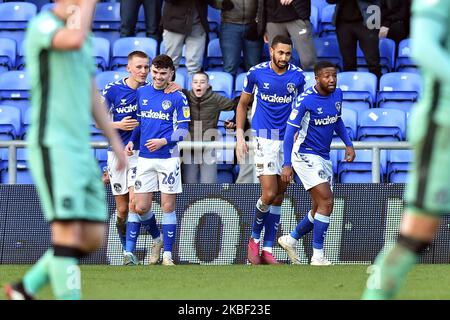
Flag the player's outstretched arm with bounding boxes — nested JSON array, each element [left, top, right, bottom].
[[51, 0, 98, 50], [236, 92, 252, 162], [91, 80, 126, 171], [281, 124, 297, 183]]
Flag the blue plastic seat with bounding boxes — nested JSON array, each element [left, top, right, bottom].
[[16, 39, 25, 70], [387, 149, 413, 183], [206, 38, 223, 70], [342, 100, 369, 113], [357, 109, 406, 141], [0, 37, 16, 73], [356, 38, 395, 73], [0, 2, 36, 43], [319, 5, 336, 36], [312, 0, 329, 12], [310, 5, 320, 35], [314, 37, 342, 70], [0, 2, 36, 29], [40, 2, 55, 12], [378, 101, 414, 113], [302, 71, 315, 90], [207, 6, 221, 33], [234, 72, 246, 98], [0, 105, 21, 140], [93, 37, 110, 72], [93, 2, 120, 31], [95, 71, 128, 91], [217, 110, 235, 128], [338, 148, 387, 183], [378, 72, 422, 107], [192, 71, 233, 98], [111, 37, 157, 70], [395, 39, 417, 72], [338, 72, 377, 108], [0, 71, 30, 113]]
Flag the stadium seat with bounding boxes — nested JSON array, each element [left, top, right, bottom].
[[312, 0, 329, 12], [338, 149, 387, 183], [95, 71, 128, 91], [0, 2, 37, 43], [93, 37, 110, 72], [377, 72, 422, 107], [23, 0, 49, 10], [319, 5, 336, 36], [356, 38, 395, 73], [207, 6, 221, 34], [111, 37, 158, 70], [234, 72, 246, 98], [303, 71, 315, 90], [0, 71, 30, 113], [92, 2, 121, 44], [337, 72, 377, 108], [16, 39, 25, 70], [314, 37, 342, 70], [340, 108, 357, 141], [136, 5, 145, 32], [330, 148, 338, 177], [310, 5, 319, 35], [40, 2, 54, 11], [0, 37, 16, 73], [173, 70, 186, 89], [357, 109, 406, 141], [378, 101, 414, 113], [395, 39, 417, 72], [205, 71, 234, 98], [217, 168, 235, 184], [342, 100, 369, 113], [22, 104, 31, 138], [387, 149, 414, 183], [0, 105, 21, 140], [93, 2, 120, 30], [206, 38, 223, 70]]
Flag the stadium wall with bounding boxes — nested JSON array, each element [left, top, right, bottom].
[[0, 184, 449, 265]]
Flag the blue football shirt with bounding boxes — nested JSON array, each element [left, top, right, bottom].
[[286, 86, 351, 160], [242, 62, 305, 140], [135, 84, 190, 159]]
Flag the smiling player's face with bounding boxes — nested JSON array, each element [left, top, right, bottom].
[[270, 43, 292, 70], [127, 56, 150, 85], [316, 67, 337, 94], [151, 65, 174, 89]]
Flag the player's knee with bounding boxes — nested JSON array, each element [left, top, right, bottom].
[[134, 204, 149, 215], [272, 194, 284, 206], [116, 205, 128, 219], [262, 190, 278, 204], [318, 198, 333, 214], [161, 201, 175, 213]]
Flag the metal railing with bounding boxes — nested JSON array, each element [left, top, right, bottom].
[[0, 140, 411, 184]]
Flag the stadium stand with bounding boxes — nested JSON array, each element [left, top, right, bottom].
[[111, 37, 158, 70], [0, 37, 16, 74], [387, 149, 413, 183], [0, 1, 36, 44], [93, 37, 111, 72], [357, 109, 407, 141], [338, 149, 387, 183], [338, 71, 377, 108], [377, 72, 422, 108], [92, 2, 120, 44], [95, 71, 128, 91]]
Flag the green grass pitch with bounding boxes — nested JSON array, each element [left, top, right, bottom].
[[1, 264, 449, 300]]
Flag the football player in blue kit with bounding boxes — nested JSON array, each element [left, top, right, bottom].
[[278, 61, 355, 266], [103, 51, 180, 265], [125, 54, 190, 266], [236, 35, 306, 265]]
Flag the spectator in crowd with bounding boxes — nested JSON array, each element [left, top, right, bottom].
[[120, 0, 163, 41], [327, 0, 382, 79], [182, 71, 238, 183], [212, 0, 263, 76], [256, 0, 317, 71], [379, 0, 412, 47], [161, 0, 214, 75]]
